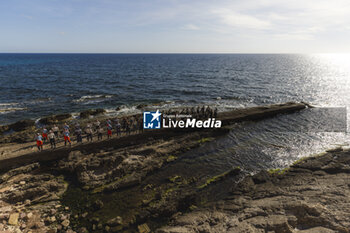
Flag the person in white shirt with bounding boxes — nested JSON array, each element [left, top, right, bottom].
[[52, 125, 59, 138], [85, 125, 93, 142], [98, 127, 103, 140], [48, 130, 56, 149]]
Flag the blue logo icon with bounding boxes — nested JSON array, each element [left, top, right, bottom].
[[143, 110, 162, 129]]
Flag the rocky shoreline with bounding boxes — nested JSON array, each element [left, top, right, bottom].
[[1, 102, 332, 233], [158, 147, 350, 233], [2, 147, 349, 233]]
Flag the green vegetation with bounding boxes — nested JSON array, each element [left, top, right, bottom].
[[291, 157, 308, 166], [197, 174, 224, 189], [292, 150, 331, 167], [169, 175, 182, 184], [92, 184, 109, 194], [267, 168, 289, 175], [92, 174, 131, 194], [197, 167, 241, 189], [197, 137, 213, 144], [164, 187, 177, 197], [166, 155, 177, 162]]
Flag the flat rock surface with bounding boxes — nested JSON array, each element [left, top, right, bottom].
[[158, 149, 350, 233]]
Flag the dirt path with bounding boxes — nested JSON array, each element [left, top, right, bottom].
[[0, 131, 141, 161]]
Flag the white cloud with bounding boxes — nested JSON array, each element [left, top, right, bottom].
[[182, 24, 200, 30], [9, 0, 350, 52], [212, 9, 271, 30], [198, 0, 350, 43], [273, 33, 314, 41]]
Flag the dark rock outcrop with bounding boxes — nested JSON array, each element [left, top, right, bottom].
[[80, 109, 105, 119], [39, 113, 72, 125], [9, 119, 35, 132]]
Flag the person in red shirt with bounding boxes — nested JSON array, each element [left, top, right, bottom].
[[63, 129, 71, 146], [42, 127, 48, 143], [36, 133, 43, 151]]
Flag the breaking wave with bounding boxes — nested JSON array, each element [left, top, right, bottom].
[[73, 95, 114, 104]]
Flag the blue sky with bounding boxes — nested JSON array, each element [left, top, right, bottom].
[[1, 0, 350, 53]]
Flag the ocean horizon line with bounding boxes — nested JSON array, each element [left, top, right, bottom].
[[0, 52, 344, 55]]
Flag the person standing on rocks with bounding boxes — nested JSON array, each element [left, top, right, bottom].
[[63, 129, 71, 146], [98, 126, 103, 140], [125, 120, 131, 135], [122, 118, 127, 134], [107, 119, 112, 127], [95, 119, 101, 130], [129, 117, 134, 133], [42, 127, 48, 143], [116, 121, 121, 137], [75, 127, 83, 143], [114, 118, 120, 133], [205, 106, 211, 118], [85, 124, 93, 142], [48, 130, 56, 149], [138, 117, 143, 133], [63, 122, 70, 131], [191, 107, 195, 115], [107, 121, 113, 139], [201, 105, 205, 118], [35, 133, 43, 151], [52, 124, 59, 139], [133, 118, 138, 132], [214, 107, 218, 118]]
